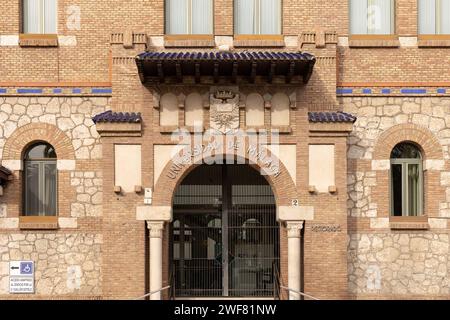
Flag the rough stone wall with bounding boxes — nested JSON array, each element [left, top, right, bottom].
[[0, 97, 108, 160], [348, 233, 449, 296], [0, 96, 109, 298], [343, 96, 450, 298], [0, 233, 102, 296], [344, 97, 450, 218], [344, 97, 450, 161], [70, 171, 103, 217]]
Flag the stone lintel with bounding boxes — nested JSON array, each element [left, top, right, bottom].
[[57, 160, 76, 171], [424, 159, 445, 171], [277, 206, 314, 221], [371, 160, 390, 171], [136, 206, 172, 222], [58, 217, 78, 229], [1, 160, 22, 171], [0, 218, 19, 229]]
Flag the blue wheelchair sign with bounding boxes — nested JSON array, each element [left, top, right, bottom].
[[20, 262, 33, 275]]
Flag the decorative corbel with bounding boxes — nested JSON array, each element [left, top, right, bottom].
[[263, 93, 272, 109], [178, 93, 186, 109], [152, 91, 161, 109], [289, 92, 297, 109], [239, 93, 246, 109], [123, 29, 133, 49]]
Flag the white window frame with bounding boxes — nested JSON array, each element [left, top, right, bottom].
[[390, 159, 423, 217], [418, 0, 450, 34], [234, 0, 282, 35], [22, 0, 58, 34], [165, 0, 214, 35], [349, 0, 395, 35]]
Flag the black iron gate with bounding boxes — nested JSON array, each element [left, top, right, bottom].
[[171, 164, 279, 297]]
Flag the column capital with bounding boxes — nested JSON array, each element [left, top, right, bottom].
[[286, 221, 304, 238], [147, 221, 165, 238]]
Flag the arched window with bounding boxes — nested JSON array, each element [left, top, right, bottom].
[[390, 142, 423, 216], [23, 142, 57, 216]]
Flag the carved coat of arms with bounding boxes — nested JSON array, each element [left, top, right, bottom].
[[210, 90, 239, 134]]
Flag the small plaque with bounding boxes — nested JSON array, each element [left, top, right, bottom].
[[9, 261, 34, 294]]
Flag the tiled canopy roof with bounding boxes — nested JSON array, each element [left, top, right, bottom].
[[92, 110, 142, 124], [308, 112, 357, 123], [137, 51, 315, 61], [136, 50, 316, 84], [0, 165, 12, 184]]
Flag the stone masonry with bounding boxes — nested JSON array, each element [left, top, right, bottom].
[[348, 233, 449, 296], [70, 171, 103, 217], [344, 97, 450, 219], [0, 233, 102, 296], [0, 97, 108, 160]]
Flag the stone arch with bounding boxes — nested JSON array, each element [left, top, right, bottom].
[[373, 123, 443, 160], [153, 151, 297, 207], [2, 123, 75, 160]]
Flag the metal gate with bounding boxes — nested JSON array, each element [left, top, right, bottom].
[[171, 164, 279, 297]]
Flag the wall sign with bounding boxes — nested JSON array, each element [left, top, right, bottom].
[[310, 225, 341, 233], [166, 142, 282, 180], [9, 261, 34, 294]]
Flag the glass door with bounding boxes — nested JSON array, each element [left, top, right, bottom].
[[171, 164, 279, 297]]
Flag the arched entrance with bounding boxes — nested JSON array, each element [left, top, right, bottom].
[[171, 164, 280, 297]]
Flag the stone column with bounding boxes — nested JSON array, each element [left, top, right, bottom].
[[148, 221, 165, 300], [286, 221, 303, 300]]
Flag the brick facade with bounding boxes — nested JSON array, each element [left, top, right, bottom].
[[0, 0, 449, 300]]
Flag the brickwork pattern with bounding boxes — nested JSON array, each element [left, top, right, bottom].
[[1, 0, 450, 300]]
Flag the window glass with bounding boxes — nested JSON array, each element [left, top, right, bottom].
[[390, 142, 423, 217], [235, 0, 255, 34], [419, 0, 450, 34], [260, 0, 281, 34], [23, 143, 57, 216], [442, 0, 450, 34], [166, 0, 212, 34], [192, 0, 213, 34], [24, 162, 40, 216], [391, 163, 403, 216], [235, 0, 281, 34], [44, 163, 57, 216], [390, 142, 421, 159], [350, 0, 394, 34], [23, 0, 57, 34], [25, 142, 57, 159], [407, 163, 420, 216]]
